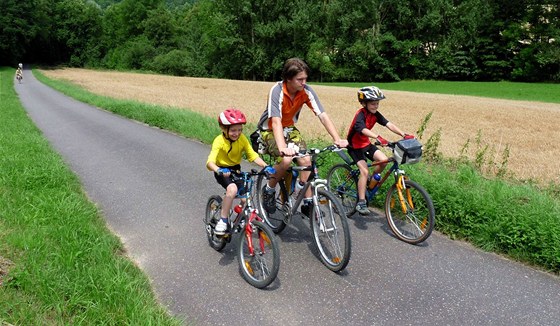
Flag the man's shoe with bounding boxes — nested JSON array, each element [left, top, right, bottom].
[[214, 219, 228, 235], [262, 186, 276, 214], [356, 201, 370, 215]]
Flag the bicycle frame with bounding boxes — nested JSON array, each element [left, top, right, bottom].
[[363, 158, 407, 203], [279, 147, 334, 221], [225, 171, 266, 241]]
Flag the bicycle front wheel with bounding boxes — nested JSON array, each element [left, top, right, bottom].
[[326, 163, 358, 217], [256, 174, 288, 234], [310, 189, 351, 272], [238, 220, 280, 288], [385, 180, 435, 244], [204, 195, 227, 251]]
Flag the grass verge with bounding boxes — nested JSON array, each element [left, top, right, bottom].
[[0, 67, 183, 325], [31, 68, 560, 276]]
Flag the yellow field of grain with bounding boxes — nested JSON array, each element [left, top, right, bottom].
[[40, 68, 560, 184]]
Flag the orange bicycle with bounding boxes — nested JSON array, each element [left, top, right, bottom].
[[327, 139, 435, 244]]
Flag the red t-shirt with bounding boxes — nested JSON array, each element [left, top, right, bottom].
[[347, 108, 389, 149]]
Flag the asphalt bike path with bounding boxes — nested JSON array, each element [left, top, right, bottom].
[[15, 70, 560, 325]]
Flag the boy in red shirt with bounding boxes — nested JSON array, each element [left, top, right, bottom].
[[347, 86, 414, 215]]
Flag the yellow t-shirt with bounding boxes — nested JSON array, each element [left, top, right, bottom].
[[206, 133, 259, 169]]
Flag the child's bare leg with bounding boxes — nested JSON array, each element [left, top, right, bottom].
[[221, 183, 238, 218], [356, 160, 369, 200], [373, 150, 388, 174]]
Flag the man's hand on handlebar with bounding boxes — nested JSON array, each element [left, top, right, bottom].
[[334, 139, 348, 148]]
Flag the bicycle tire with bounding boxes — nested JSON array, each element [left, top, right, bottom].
[[256, 174, 288, 234], [204, 195, 227, 251], [237, 220, 280, 288], [384, 179, 435, 244], [326, 163, 358, 217], [309, 189, 351, 272]]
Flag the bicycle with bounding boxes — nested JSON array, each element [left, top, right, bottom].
[[16, 72, 22, 83], [326, 139, 435, 244], [204, 168, 280, 288], [256, 145, 351, 272]]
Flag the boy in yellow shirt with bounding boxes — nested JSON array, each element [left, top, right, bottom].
[[206, 108, 274, 235]]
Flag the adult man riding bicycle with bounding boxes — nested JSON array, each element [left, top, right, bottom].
[[257, 58, 348, 216]]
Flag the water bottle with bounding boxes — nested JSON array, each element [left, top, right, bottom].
[[233, 204, 242, 214], [293, 180, 305, 199], [368, 173, 381, 189], [286, 170, 297, 195]]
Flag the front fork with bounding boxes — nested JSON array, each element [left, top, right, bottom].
[[395, 172, 413, 213], [244, 208, 267, 256]]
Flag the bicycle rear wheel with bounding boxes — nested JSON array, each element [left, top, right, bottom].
[[309, 189, 351, 272], [204, 195, 227, 251], [385, 180, 435, 244], [256, 174, 288, 233], [326, 163, 358, 217], [238, 220, 280, 288]]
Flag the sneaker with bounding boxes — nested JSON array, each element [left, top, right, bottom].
[[214, 219, 228, 235], [301, 202, 312, 218], [262, 186, 276, 214], [356, 201, 369, 215]]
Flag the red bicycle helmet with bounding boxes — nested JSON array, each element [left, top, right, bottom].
[[218, 108, 247, 126]]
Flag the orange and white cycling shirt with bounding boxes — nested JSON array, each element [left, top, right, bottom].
[[257, 82, 324, 130]]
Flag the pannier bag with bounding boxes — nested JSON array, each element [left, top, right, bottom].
[[394, 139, 422, 164], [250, 129, 266, 154]]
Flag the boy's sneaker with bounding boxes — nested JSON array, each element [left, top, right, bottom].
[[356, 201, 369, 215], [262, 187, 276, 214], [214, 219, 228, 235], [301, 202, 312, 218]]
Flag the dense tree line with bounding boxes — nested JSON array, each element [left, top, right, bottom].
[[1, 0, 558, 82]]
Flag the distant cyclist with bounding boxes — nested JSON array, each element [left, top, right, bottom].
[[16, 64, 23, 83]]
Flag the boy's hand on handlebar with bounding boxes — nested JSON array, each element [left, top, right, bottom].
[[403, 134, 415, 140], [263, 166, 276, 176], [217, 168, 230, 176], [376, 135, 389, 146]]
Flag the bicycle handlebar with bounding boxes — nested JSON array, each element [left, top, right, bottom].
[[229, 167, 273, 182], [373, 140, 398, 149], [280, 144, 340, 158]]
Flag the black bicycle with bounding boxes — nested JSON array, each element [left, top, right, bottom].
[[256, 145, 351, 272], [204, 168, 280, 288]]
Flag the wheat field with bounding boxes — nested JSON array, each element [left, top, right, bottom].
[[40, 68, 560, 184]]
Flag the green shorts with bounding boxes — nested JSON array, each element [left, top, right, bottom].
[[261, 126, 307, 158]]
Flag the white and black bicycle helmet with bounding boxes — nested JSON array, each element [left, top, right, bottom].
[[357, 86, 385, 102]]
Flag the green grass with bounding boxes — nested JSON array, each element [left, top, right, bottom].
[[32, 69, 560, 274], [315, 80, 560, 104], [0, 67, 183, 325]]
